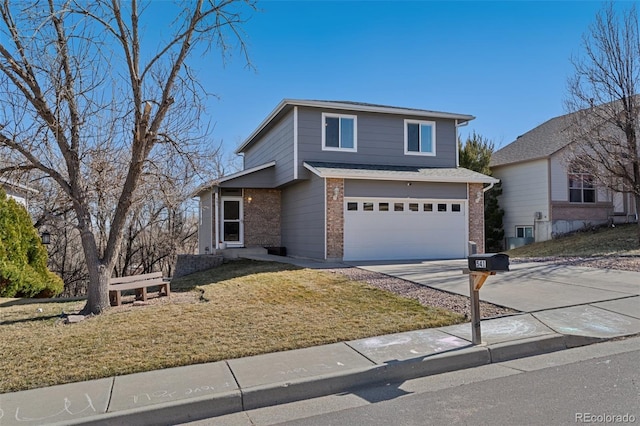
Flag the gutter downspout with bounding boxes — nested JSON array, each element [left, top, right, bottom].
[[483, 182, 496, 193], [293, 106, 299, 180], [214, 188, 220, 250]]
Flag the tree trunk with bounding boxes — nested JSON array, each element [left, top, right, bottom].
[[82, 262, 111, 315], [79, 227, 111, 315], [635, 193, 640, 246]]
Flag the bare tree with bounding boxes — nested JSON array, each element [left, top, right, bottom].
[[566, 2, 640, 243], [31, 181, 90, 297], [31, 145, 214, 297], [0, 0, 254, 314]]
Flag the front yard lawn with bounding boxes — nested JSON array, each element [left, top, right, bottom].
[[0, 260, 464, 394]]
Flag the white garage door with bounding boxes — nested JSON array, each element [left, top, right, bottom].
[[343, 198, 467, 261]]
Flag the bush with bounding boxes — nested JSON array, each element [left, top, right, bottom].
[[0, 187, 64, 297]]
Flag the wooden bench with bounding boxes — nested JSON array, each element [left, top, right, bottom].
[[108, 272, 170, 306]]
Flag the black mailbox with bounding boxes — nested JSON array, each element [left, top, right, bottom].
[[468, 253, 510, 272]]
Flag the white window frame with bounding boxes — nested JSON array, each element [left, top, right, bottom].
[[516, 226, 533, 239], [568, 171, 596, 204], [322, 113, 357, 152], [220, 196, 244, 247], [404, 119, 436, 156]]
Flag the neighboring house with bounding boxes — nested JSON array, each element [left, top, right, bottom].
[[0, 177, 37, 209], [196, 100, 497, 262], [490, 111, 638, 248]]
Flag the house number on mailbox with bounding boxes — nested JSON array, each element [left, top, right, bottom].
[[475, 259, 487, 269]]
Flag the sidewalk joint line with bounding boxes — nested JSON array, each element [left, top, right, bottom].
[[225, 360, 245, 411], [105, 376, 116, 413], [342, 341, 378, 365]]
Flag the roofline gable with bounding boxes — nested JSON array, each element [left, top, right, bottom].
[[193, 161, 276, 197]]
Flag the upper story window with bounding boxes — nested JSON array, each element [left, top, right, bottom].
[[568, 171, 595, 203], [404, 119, 436, 156], [322, 113, 357, 152]]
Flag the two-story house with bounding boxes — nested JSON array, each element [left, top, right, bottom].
[[490, 110, 638, 248], [196, 100, 498, 261]]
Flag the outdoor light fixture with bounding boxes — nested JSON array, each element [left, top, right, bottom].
[[41, 231, 51, 245]]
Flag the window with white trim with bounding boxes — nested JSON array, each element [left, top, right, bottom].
[[568, 171, 595, 203], [322, 113, 357, 151], [516, 226, 533, 238], [404, 119, 436, 155]]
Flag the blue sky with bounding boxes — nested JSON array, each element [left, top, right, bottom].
[[183, 1, 607, 157]]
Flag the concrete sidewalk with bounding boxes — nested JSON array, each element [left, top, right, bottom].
[[1, 296, 639, 426]]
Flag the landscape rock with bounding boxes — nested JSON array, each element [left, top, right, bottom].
[[65, 315, 86, 324], [326, 268, 517, 319]]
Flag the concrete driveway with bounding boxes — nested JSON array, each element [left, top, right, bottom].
[[350, 259, 640, 313]]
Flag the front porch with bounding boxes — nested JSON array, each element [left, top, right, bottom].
[[199, 187, 282, 254]]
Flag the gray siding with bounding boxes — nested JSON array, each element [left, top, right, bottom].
[[281, 175, 325, 259], [297, 107, 458, 177], [345, 180, 466, 199], [198, 190, 213, 254], [219, 167, 277, 188], [244, 110, 295, 187]]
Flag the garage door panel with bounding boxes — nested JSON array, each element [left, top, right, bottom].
[[343, 199, 466, 261]]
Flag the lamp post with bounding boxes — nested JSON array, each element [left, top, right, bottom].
[[41, 231, 51, 245]]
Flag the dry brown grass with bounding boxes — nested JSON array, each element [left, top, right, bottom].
[[0, 260, 464, 393], [507, 223, 640, 258]]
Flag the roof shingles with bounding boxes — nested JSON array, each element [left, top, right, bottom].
[[490, 113, 574, 168], [305, 161, 497, 184]]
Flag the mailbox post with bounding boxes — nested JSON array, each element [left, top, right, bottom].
[[464, 251, 510, 345]]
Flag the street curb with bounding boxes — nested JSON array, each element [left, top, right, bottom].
[[240, 366, 381, 411], [488, 334, 566, 363], [241, 345, 490, 411], [53, 390, 242, 426], [563, 334, 606, 348]]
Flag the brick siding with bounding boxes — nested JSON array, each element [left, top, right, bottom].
[[243, 188, 282, 247], [326, 178, 344, 260], [551, 202, 611, 221]]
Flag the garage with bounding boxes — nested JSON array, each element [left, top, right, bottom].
[[343, 197, 467, 261]]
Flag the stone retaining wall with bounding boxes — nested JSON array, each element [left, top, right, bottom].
[[173, 254, 224, 279]]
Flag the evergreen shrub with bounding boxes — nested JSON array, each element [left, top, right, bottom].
[[0, 188, 63, 297]]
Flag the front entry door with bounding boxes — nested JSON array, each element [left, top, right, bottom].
[[221, 197, 243, 246]]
